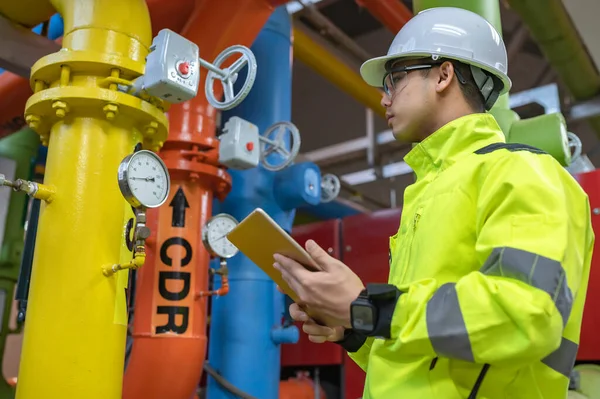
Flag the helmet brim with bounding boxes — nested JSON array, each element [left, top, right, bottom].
[[360, 52, 512, 96]]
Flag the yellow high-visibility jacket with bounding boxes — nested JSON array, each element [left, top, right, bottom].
[[347, 113, 594, 398]]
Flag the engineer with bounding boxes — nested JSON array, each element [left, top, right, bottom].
[[273, 6, 594, 399]]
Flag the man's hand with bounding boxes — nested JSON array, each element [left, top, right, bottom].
[[274, 239, 365, 328], [289, 303, 345, 343]]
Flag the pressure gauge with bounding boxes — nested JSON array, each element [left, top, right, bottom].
[[118, 150, 170, 209], [202, 213, 239, 259]]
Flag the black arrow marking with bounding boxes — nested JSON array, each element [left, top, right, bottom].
[[170, 187, 189, 228]]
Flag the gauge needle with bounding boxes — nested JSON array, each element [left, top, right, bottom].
[[214, 232, 231, 241], [131, 177, 156, 182]]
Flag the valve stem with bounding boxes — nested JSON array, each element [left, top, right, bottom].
[[0, 174, 55, 202]]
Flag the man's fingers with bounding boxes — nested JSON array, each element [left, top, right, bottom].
[[308, 334, 327, 344], [277, 263, 308, 301], [303, 319, 342, 344], [302, 319, 334, 337], [274, 254, 312, 281], [289, 303, 308, 322], [305, 239, 335, 270]]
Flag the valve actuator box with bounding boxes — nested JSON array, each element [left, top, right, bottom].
[[140, 29, 200, 103], [219, 117, 260, 170]]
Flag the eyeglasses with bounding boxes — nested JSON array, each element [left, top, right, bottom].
[[382, 62, 467, 96], [382, 63, 437, 96]]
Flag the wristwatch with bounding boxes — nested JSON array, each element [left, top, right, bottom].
[[350, 283, 401, 338]]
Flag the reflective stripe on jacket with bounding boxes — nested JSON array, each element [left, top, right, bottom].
[[348, 113, 594, 399]]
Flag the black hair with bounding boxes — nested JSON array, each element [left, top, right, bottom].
[[420, 59, 485, 112], [452, 61, 486, 112]]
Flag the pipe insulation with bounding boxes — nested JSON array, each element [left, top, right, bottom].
[[505, 0, 600, 134]]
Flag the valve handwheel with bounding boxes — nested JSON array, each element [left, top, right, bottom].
[[203, 45, 257, 111], [567, 132, 582, 162], [320, 173, 341, 203], [259, 121, 301, 171]]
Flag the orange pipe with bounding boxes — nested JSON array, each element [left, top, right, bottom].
[[0, 0, 195, 140], [355, 0, 413, 33], [123, 179, 214, 399], [279, 373, 327, 399], [198, 271, 229, 298], [122, 1, 288, 398]]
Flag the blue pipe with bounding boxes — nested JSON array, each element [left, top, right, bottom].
[[0, 14, 64, 75], [32, 14, 64, 38], [206, 7, 322, 399]]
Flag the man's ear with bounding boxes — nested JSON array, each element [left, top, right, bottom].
[[435, 61, 454, 93]]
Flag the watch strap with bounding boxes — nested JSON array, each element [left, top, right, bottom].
[[367, 283, 402, 339], [334, 329, 368, 352]]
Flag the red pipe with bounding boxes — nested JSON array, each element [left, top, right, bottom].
[[147, 0, 194, 36], [356, 0, 413, 33], [0, 73, 31, 138], [122, 0, 288, 398]]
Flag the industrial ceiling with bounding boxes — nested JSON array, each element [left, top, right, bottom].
[[290, 0, 600, 211]]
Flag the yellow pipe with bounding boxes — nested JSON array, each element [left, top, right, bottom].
[[103, 248, 146, 276], [0, 0, 55, 28], [292, 26, 386, 119], [31, 182, 55, 202], [15, 0, 168, 398], [52, 0, 151, 59]]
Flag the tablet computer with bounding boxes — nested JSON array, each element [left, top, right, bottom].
[[226, 208, 320, 303]]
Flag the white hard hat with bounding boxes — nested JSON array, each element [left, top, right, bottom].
[[360, 7, 512, 109]]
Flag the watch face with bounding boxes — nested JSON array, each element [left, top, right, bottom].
[[351, 305, 375, 332]]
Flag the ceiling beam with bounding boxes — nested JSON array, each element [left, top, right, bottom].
[[0, 15, 60, 78], [300, 128, 397, 165]]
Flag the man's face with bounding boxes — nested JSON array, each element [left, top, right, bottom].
[[380, 58, 437, 143]]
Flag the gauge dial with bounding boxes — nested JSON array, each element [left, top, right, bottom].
[[118, 150, 170, 209], [202, 213, 239, 259]]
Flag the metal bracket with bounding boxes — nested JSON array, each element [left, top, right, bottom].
[[508, 83, 561, 115], [569, 96, 600, 122]]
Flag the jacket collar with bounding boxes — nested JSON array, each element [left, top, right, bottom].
[[403, 113, 505, 180]]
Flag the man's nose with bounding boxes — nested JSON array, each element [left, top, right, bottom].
[[381, 92, 391, 108]]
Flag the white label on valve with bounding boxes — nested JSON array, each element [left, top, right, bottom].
[[0, 157, 16, 248]]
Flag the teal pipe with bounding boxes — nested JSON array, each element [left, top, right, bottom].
[[0, 128, 40, 399]]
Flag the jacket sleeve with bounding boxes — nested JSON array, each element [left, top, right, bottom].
[[385, 153, 592, 369], [343, 335, 375, 372]]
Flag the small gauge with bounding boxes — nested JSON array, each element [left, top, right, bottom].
[[118, 150, 171, 209], [202, 213, 239, 259]]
